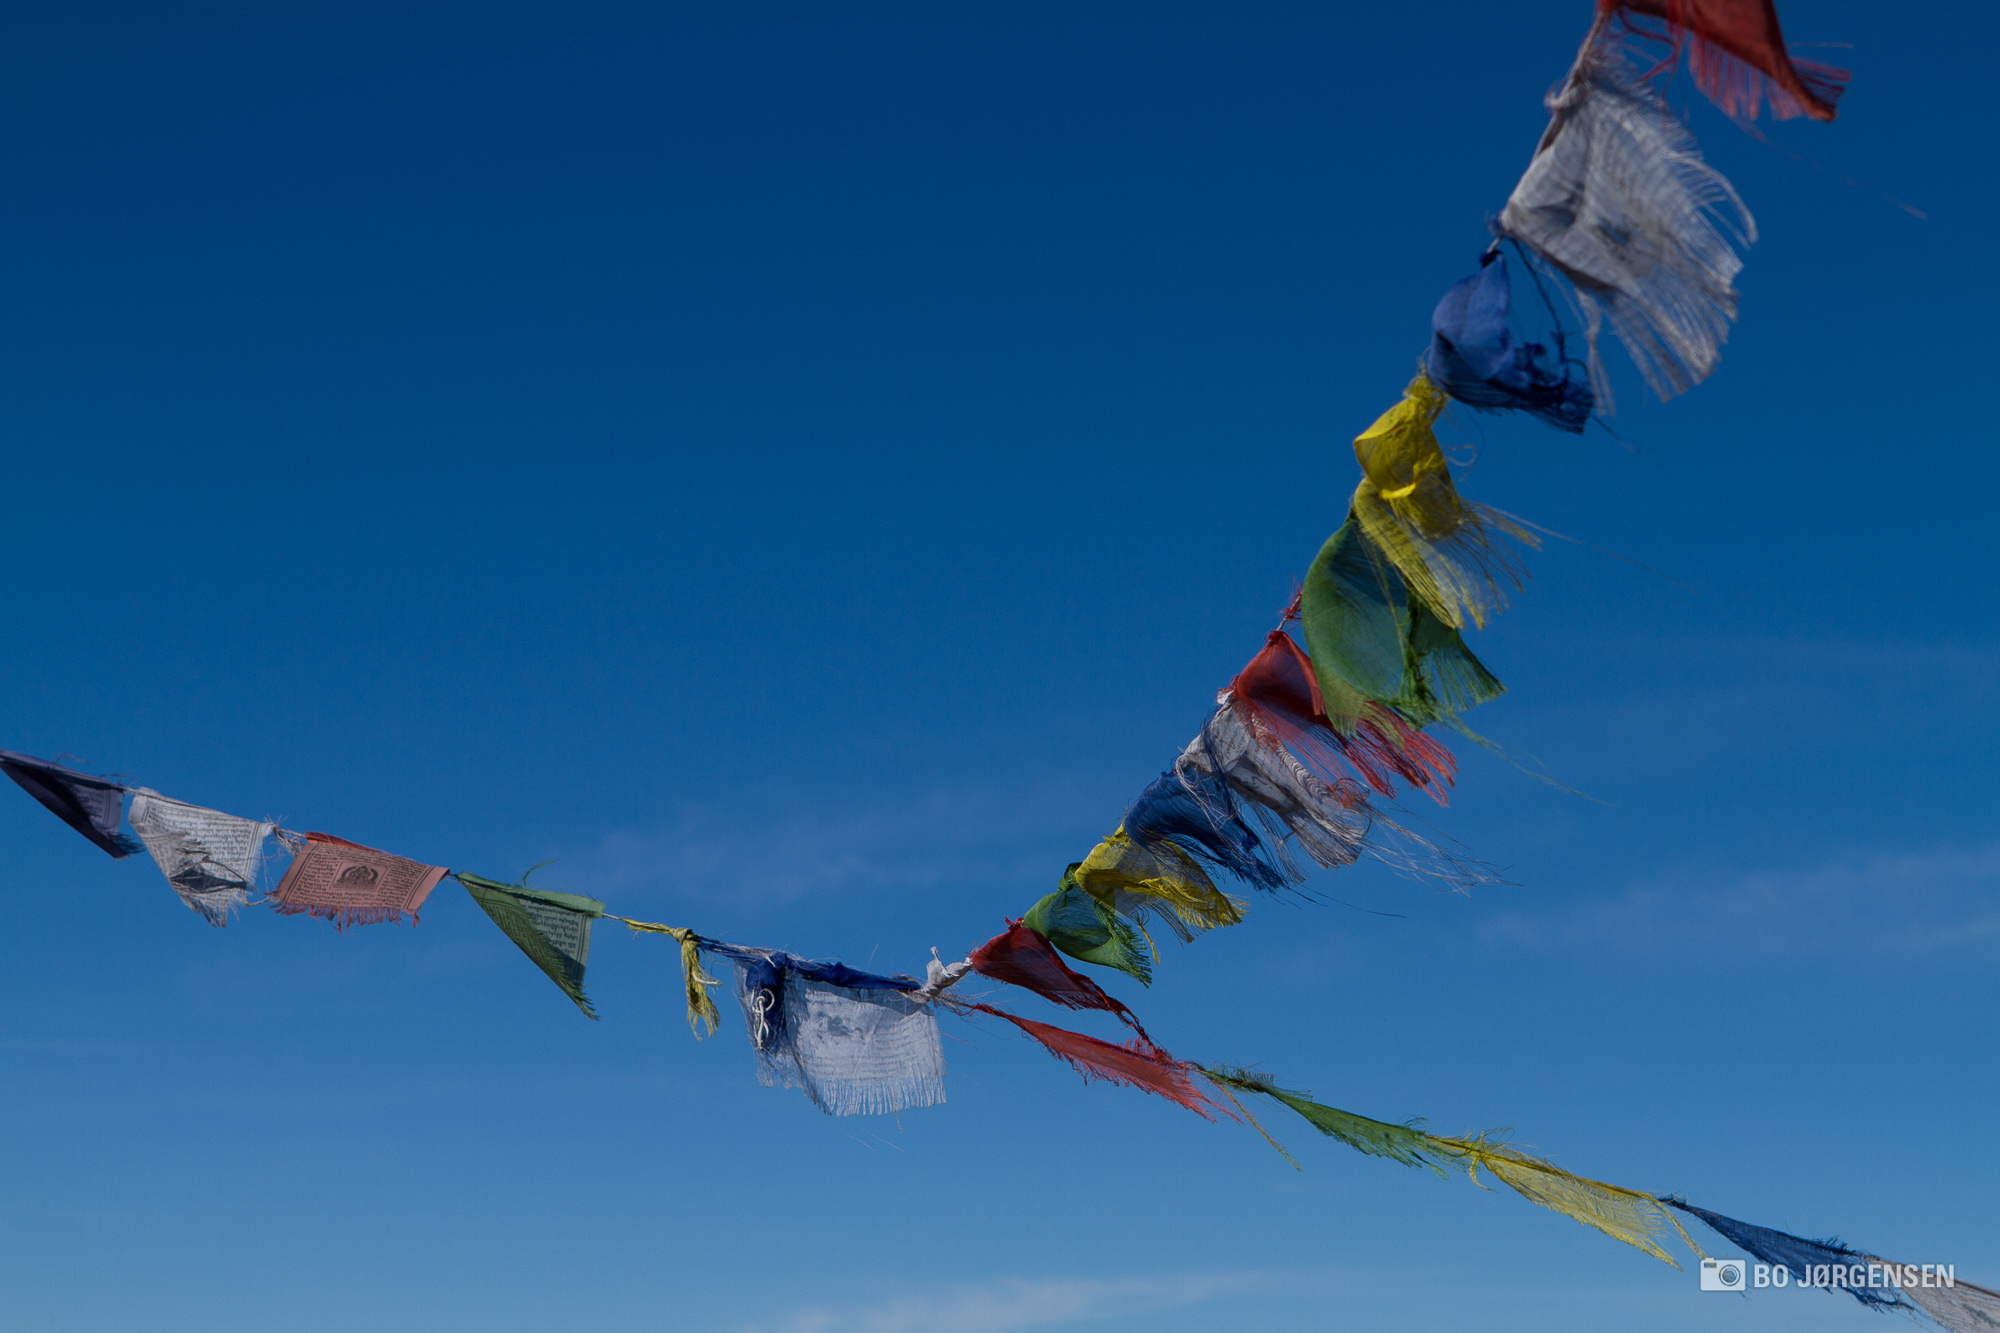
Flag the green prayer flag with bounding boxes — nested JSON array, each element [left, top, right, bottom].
[[459, 871, 606, 1019], [1203, 1066, 1441, 1171], [1022, 867, 1152, 986], [1301, 517, 1503, 731]]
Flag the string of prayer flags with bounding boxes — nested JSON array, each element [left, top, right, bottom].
[[615, 918, 722, 1036], [1426, 253, 1594, 433], [1601, 0, 1849, 122], [1186, 698, 1378, 881], [968, 1002, 1227, 1121], [1021, 867, 1155, 985], [706, 943, 945, 1116], [1499, 34, 1753, 405], [128, 789, 275, 926], [0, 749, 142, 859], [1228, 627, 1451, 805], [1207, 1068, 1696, 1265], [269, 831, 449, 929], [1661, 1198, 1914, 1310], [968, 920, 1149, 1038], [458, 870, 604, 1019], [1200, 1067, 1449, 1171], [1115, 630, 1496, 907]]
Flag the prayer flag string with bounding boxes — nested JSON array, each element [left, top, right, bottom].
[[0, 0, 1908, 1310]]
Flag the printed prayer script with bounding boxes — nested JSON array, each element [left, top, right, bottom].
[[270, 833, 448, 927]]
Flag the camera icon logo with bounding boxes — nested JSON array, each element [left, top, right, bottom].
[[1701, 1258, 1747, 1292]]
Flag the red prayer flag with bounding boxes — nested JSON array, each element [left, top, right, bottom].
[[270, 832, 448, 929], [1604, 0, 1849, 121], [969, 922, 1151, 1040], [1229, 629, 1455, 804], [971, 1003, 1230, 1121]]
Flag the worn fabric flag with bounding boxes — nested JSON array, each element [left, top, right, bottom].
[[1177, 701, 1372, 880], [458, 871, 605, 1019], [1662, 1198, 1913, 1309], [710, 944, 944, 1116], [1898, 1269, 2000, 1332], [1201, 1067, 1449, 1171], [269, 832, 449, 928], [614, 918, 722, 1036], [968, 920, 1147, 1037], [1349, 374, 1535, 633], [1021, 869, 1154, 986], [1602, 0, 1848, 122], [969, 1003, 1226, 1120], [1215, 1067, 1691, 1264], [1426, 254, 1593, 432], [1301, 521, 1505, 738], [1072, 828, 1243, 944], [1123, 762, 1287, 892], [1228, 625, 1454, 803], [0, 749, 141, 858], [1500, 35, 1753, 404], [127, 789, 274, 926], [1437, 1134, 1695, 1266]]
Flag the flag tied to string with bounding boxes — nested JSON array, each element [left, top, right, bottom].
[[1601, 0, 1848, 122], [1205, 1068, 1697, 1266], [1022, 868, 1155, 986], [458, 871, 605, 1018], [127, 789, 274, 926], [0, 749, 141, 858], [1902, 1273, 2000, 1333], [615, 918, 723, 1036], [708, 944, 945, 1117], [269, 832, 448, 928], [972, 1003, 1227, 1121], [968, 920, 1148, 1038], [1670, 1195, 2000, 1330], [1663, 1198, 1913, 1309], [1500, 34, 1753, 405], [1427, 254, 1594, 433]]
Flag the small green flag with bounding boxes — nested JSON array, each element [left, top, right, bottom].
[[458, 871, 606, 1019], [1022, 866, 1152, 986]]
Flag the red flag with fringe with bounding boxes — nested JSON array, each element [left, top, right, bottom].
[[969, 921, 1150, 1039], [1605, 0, 1849, 121], [971, 1003, 1229, 1121], [1230, 627, 1455, 803], [270, 832, 448, 928]]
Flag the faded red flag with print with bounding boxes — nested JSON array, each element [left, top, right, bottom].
[[270, 832, 448, 928]]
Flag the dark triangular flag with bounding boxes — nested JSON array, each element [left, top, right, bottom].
[[458, 871, 605, 1018], [0, 749, 142, 858]]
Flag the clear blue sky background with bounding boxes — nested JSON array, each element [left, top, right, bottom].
[[0, 2, 1989, 1330]]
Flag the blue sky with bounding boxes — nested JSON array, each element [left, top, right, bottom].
[[0, 1, 1991, 1329]]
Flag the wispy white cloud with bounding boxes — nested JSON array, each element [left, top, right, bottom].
[[751, 1273, 1270, 1333], [1483, 843, 2000, 958]]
